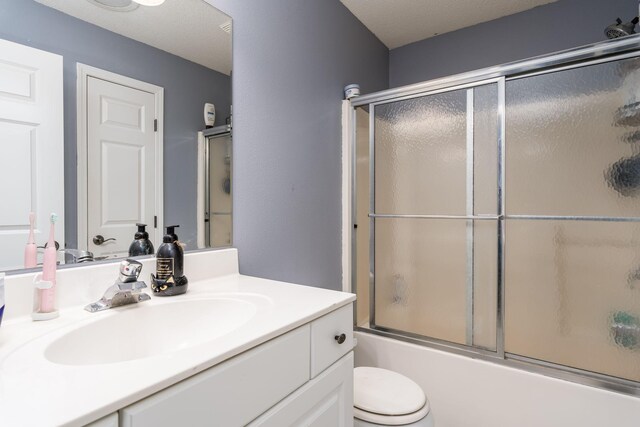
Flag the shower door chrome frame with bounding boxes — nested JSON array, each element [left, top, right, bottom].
[[347, 34, 640, 397], [350, 34, 640, 108], [465, 87, 475, 347]]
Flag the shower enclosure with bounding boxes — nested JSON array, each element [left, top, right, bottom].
[[203, 125, 232, 248], [348, 36, 640, 395]]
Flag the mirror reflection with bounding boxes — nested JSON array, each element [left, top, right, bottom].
[[0, 0, 232, 272], [202, 126, 232, 248]]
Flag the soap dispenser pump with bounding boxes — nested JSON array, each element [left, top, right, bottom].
[[128, 223, 154, 257], [150, 225, 188, 296]]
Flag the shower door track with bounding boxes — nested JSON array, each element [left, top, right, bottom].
[[350, 35, 640, 108], [349, 35, 640, 398]]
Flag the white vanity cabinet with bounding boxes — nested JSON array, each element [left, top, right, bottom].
[[119, 304, 354, 427]]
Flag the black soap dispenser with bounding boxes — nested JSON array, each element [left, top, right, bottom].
[[128, 223, 155, 257], [150, 225, 188, 296]]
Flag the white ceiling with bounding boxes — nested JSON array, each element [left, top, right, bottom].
[[35, 0, 232, 75], [340, 0, 558, 49]]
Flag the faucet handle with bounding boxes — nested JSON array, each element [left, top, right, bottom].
[[119, 259, 143, 283]]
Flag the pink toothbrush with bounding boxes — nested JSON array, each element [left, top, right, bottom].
[[40, 213, 58, 313], [24, 212, 37, 268]]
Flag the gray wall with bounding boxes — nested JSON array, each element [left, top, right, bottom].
[[0, 0, 231, 250], [390, 0, 639, 87], [208, 0, 389, 290]]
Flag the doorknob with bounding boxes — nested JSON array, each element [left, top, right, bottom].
[[93, 235, 116, 245]]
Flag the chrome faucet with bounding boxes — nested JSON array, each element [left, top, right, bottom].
[[84, 259, 151, 312], [62, 249, 95, 264]]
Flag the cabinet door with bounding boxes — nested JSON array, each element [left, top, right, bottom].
[[85, 413, 118, 427], [250, 352, 354, 427]]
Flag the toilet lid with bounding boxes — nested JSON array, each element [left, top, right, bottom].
[[354, 367, 427, 416]]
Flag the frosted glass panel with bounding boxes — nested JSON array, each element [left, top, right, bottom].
[[375, 218, 466, 343], [355, 106, 371, 328], [506, 57, 640, 217], [374, 218, 497, 348], [472, 220, 498, 350], [474, 84, 499, 216], [375, 91, 467, 215], [505, 220, 640, 382]]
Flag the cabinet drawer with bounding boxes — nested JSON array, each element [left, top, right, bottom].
[[120, 325, 310, 427], [310, 304, 353, 377]]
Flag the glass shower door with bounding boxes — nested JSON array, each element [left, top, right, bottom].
[[370, 81, 500, 350], [505, 57, 640, 382], [353, 46, 640, 393]]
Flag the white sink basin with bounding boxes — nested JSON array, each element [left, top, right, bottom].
[[44, 298, 258, 365]]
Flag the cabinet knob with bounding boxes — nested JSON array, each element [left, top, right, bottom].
[[334, 333, 346, 344]]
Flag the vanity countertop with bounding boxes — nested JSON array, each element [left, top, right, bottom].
[[0, 249, 355, 427]]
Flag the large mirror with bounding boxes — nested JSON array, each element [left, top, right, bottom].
[[0, 0, 232, 272]]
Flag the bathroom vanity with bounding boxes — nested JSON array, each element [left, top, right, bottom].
[[0, 249, 355, 426]]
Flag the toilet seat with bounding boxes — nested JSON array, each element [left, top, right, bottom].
[[354, 403, 430, 425], [354, 367, 430, 425]]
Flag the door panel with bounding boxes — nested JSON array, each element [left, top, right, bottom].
[[0, 39, 63, 270], [101, 141, 144, 222], [86, 76, 155, 258]]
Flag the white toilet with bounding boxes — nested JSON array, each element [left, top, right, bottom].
[[353, 367, 435, 426]]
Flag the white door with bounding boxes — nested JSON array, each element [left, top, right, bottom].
[[0, 39, 64, 270], [86, 76, 157, 258]]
